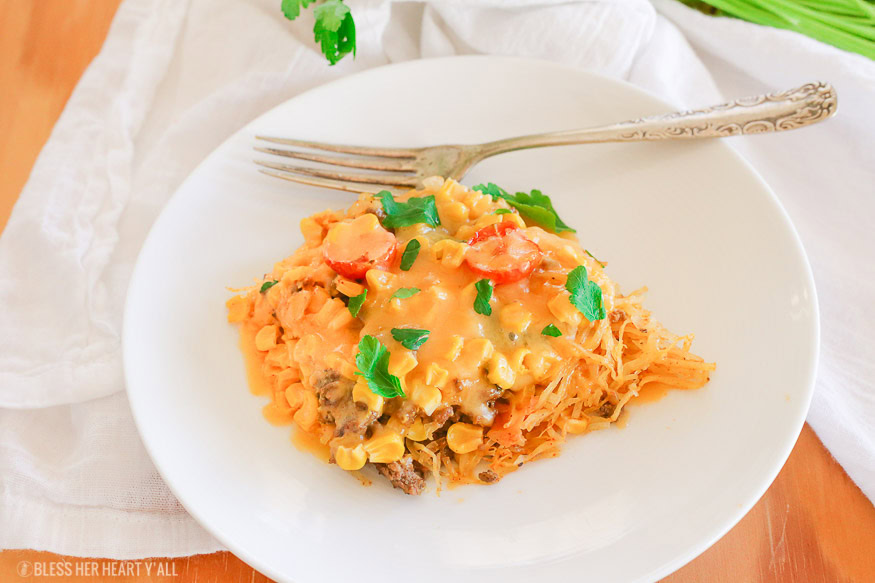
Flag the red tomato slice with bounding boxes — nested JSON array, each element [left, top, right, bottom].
[[323, 214, 397, 280], [465, 221, 542, 285]]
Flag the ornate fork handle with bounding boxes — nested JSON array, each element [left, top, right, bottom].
[[480, 82, 837, 156]]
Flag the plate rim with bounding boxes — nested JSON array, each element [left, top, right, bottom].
[[123, 54, 820, 583]]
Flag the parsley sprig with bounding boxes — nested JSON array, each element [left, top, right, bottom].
[[391, 328, 430, 350], [399, 239, 421, 271], [354, 335, 404, 398], [473, 279, 493, 316], [391, 287, 420, 299], [377, 191, 441, 229], [260, 280, 279, 293], [541, 324, 562, 337], [347, 289, 367, 317], [473, 182, 574, 234], [280, 0, 356, 66], [565, 266, 606, 322]]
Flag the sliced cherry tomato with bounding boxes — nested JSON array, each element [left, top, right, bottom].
[[323, 214, 397, 280], [465, 221, 542, 285]]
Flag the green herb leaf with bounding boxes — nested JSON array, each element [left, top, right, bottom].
[[473, 182, 575, 233], [493, 208, 512, 215], [377, 191, 441, 229], [541, 324, 562, 337], [354, 335, 404, 398], [347, 289, 367, 317], [391, 328, 430, 350], [391, 287, 420, 299], [472, 183, 510, 199], [399, 239, 421, 271], [473, 279, 494, 316], [313, 0, 356, 66], [260, 280, 279, 293], [585, 249, 606, 268], [280, 0, 313, 20], [565, 266, 606, 322]]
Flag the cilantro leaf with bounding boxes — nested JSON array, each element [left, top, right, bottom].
[[391, 328, 430, 350], [347, 289, 367, 317], [541, 323, 562, 337], [565, 266, 606, 321], [377, 191, 441, 229], [355, 335, 404, 398], [472, 182, 575, 233], [473, 279, 493, 316], [313, 0, 356, 66], [399, 239, 421, 271], [260, 280, 279, 293], [391, 287, 420, 299], [281, 0, 313, 20], [493, 208, 512, 215]]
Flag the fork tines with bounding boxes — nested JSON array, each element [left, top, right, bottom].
[[254, 135, 421, 192]]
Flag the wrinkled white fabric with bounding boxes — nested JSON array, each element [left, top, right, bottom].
[[1, 0, 872, 559]]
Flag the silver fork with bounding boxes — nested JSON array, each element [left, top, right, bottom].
[[255, 81, 836, 193]]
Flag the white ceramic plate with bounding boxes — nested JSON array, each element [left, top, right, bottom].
[[124, 57, 818, 583]]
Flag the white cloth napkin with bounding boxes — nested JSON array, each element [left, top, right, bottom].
[[1, 0, 873, 559]]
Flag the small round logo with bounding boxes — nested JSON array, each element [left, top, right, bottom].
[[17, 561, 32, 577]]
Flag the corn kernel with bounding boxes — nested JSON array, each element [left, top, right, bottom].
[[487, 353, 516, 390], [558, 243, 585, 265], [509, 348, 531, 374], [424, 363, 449, 388], [431, 239, 468, 268], [547, 291, 583, 326], [473, 213, 503, 230], [461, 338, 494, 367], [262, 401, 294, 425], [566, 418, 589, 434], [293, 334, 321, 362], [454, 225, 476, 240], [352, 378, 384, 413], [502, 213, 527, 229], [300, 217, 323, 243], [446, 423, 484, 454], [406, 419, 428, 442], [335, 444, 368, 471], [388, 350, 418, 377], [499, 302, 533, 334], [365, 269, 397, 292], [294, 391, 319, 430], [444, 335, 464, 360], [396, 223, 432, 237], [327, 307, 354, 330], [264, 345, 290, 369], [285, 382, 305, 411], [281, 266, 310, 285], [335, 277, 364, 298], [467, 193, 494, 220], [226, 295, 250, 323], [255, 325, 279, 351], [524, 351, 557, 381], [364, 432, 405, 463], [306, 288, 330, 314], [422, 176, 444, 190], [438, 177, 458, 199], [442, 201, 469, 225], [410, 382, 442, 415], [338, 360, 358, 380]]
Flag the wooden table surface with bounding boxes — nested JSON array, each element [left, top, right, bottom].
[[1, 2, 873, 582]]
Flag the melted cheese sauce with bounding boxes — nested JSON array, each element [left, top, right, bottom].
[[357, 223, 594, 422]]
